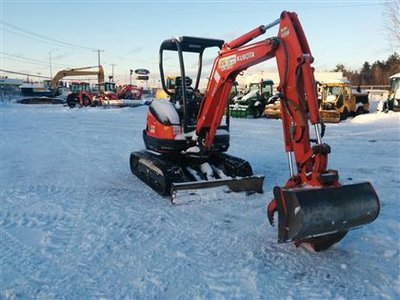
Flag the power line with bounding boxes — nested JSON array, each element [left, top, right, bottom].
[[1, 27, 87, 50], [0, 51, 71, 67], [1, 57, 53, 66], [0, 69, 50, 79], [0, 19, 96, 51]]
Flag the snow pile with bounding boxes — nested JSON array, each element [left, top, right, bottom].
[[349, 110, 400, 124]]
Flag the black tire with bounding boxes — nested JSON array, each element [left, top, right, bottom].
[[355, 106, 365, 116], [82, 95, 91, 107], [253, 105, 264, 118], [340, 108, 348, 121], [66, 94, 78, 108]]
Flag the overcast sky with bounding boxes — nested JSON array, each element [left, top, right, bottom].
[[1, 0, 396, 83]]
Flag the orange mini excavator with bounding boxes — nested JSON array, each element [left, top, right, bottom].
[[130, 11, 380, 251]]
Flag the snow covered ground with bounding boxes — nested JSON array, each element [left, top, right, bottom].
[[1, 101, 399, 299]]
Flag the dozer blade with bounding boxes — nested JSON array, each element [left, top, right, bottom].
[[131, 150, 264, 204], [274, 182, 380, 244], [320, 110, 340, 123], [171, 176, 264, 205]]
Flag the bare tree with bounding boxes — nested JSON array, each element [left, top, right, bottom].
[[384, 0, 400, 47]]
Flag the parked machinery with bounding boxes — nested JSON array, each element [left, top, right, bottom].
[[155, 76, 177, 99], [229, 79, 274, 118], [118, 84, 144, 100], [66, 82, 95, 108], [319, 79, 369, 123], [65, 66, 105, 108], [388, 73, 400, 112], [94, 82, 145, 107], [19, 65, 105, 105]]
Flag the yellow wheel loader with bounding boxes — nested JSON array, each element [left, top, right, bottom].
[[319, 80, 369, 123]]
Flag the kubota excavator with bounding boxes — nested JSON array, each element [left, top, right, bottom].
[[130, 11, 380, 251]]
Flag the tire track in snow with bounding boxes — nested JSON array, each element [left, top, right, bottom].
[[2, 116, 111, 296], [250, 241, 392, 298], [0, 229, 100, 299], [1, 185, 72, 231], [0, 183, 108, 297], [1, 184, 141, 289], [30, 117, 137, 191], [17, 116, 171, 297]]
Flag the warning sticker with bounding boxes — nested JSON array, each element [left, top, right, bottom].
[[213, 70, 220, 83], [280, 27, 289, 38], [218, 55, 236, 71]]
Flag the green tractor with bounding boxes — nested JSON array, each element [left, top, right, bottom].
[[229, 79, 274, 118]]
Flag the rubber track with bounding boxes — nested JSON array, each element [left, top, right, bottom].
[[130, 151, 255, 197]]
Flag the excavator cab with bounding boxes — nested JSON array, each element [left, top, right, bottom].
[[159, 36, 228, 135], [144, 36, 230, 154]]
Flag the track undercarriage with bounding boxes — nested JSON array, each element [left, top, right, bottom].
[[130, 151, 264, 203]]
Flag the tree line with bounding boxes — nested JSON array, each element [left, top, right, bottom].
[[333, 52, 400, 86]]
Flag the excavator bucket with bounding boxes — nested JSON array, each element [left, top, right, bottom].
[[319, 110, 341, 123], [273, 182, 380, 243]]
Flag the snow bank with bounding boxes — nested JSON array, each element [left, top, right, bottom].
[[349, 110, 400, 124]]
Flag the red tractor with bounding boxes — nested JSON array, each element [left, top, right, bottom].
[[92, 82, 119, 106], [66, 82, 96, 108], [118, 84, 144, 100], [93, 83, 144, 107]]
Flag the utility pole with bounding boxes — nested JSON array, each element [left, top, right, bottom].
[[110, 63, 116, 81], [93, 49, 105, 66], [49, 48, 57, 78], [130, 69, 133, 85]]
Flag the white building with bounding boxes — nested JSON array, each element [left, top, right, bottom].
[[0, 78, 24, 100]]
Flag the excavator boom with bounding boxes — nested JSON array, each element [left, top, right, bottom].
[[50, 65, 105, 91]]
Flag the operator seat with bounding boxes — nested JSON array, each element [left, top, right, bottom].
[[174, 76, 200, 125]]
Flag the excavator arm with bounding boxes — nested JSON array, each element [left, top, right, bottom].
[[195, 11, 379, 250], [196, 12, 330, 186], [197, 13, 316, 153], [50, 65, 105, 91]]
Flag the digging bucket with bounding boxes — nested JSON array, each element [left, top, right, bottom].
[[274, 182, 380, 243]]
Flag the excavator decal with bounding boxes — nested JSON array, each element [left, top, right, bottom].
[[218, 55, 236, 71], [237, 51, 255, 61]]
